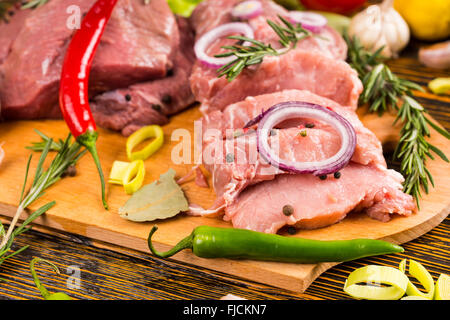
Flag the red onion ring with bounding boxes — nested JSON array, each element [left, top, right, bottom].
[[249, 101, 356, 176], [194, 22, 254, 68], [231, 1, 263, 20], [287, 11, 327, 33]]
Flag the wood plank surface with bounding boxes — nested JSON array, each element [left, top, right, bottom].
[[0, 37, 449, 299]]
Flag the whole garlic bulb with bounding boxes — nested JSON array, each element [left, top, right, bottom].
[[348, 0, 410, 58]]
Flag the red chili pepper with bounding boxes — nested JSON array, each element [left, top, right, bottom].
[[59, 0, 119, 209]]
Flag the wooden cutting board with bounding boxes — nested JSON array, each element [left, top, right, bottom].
[[0, 105, 449, 293]]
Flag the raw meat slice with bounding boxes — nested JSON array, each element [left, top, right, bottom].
[[225, 163, 416, 234], [190, 0, 347, 60], [189, 0, 359, 113], [202, 90, 386, 169], [190, 48, 362, 114], [0, 0, 178, 120], [91, 17, 196, 136], [202, 127, 342, 212]]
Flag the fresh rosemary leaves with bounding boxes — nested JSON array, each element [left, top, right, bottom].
[[344, 33, 450, 207], [0, 132, 86, 270], [216, 15, 311, 81], [26, 129, 65, 152]]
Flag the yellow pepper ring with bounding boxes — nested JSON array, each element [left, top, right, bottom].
[[435, 273, 450, 300], [399, 259, 435, 299], [126, 125, 164, 161], [344, 265, 408, 300], [123, 160, 145, 195], [109, 161, 131, 185]]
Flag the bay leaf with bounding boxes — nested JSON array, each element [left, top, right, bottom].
[[118, 168, 188, 222]]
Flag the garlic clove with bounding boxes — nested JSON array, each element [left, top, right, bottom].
[[348, 0, 410, 58]]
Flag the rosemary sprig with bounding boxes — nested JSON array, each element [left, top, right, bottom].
[[20, 0, 49, 10], [26, 129, 65, 152], [216, 15, 311, 81], [0, 0, 49, 22], [0, 132, 86, 268], [344, 33, 450, 207]]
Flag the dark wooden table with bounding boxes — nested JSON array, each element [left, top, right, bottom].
[[0, 40, 449, 301]]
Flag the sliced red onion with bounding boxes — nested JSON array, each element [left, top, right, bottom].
[[250, 101, 356, 176], [231, 1, 263, 20], [287, 11, 327, 33], [194, 22, 254, 68]]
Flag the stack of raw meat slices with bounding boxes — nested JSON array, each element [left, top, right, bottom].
[[188, 0, 416, 233]]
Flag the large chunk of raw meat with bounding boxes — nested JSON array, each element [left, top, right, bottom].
[[0, 8, 30, 65], [91, 17, 196, 136], [0, 0, 178, 120]]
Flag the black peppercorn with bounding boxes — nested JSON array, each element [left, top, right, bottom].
[[162, 94, 172, 104], [62, 165, 77, 178], [282, 205, 294, 216], [124, 94, 131, 102], [151, 104, 162, 111], [334, 171, 341, 179], [319, 175, 327, 180]]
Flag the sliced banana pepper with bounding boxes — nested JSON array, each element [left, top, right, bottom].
[[399, 259, 435, 299], [109, 161, 132, 185], [109, 160, 145, 194], [126, 125, 164, 161], [344, 265, 409, 300], [435, 273, 450, 300], [123, 160, 145, 195]]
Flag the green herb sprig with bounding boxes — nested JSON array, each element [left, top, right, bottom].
[[216, 15, 311, 82], [26, 129, 65, 152], [344, 33, 450, 207], [30, 257, 72, 300], [0, 132, 86, 271]]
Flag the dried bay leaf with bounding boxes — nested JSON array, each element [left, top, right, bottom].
[[119, 168, 188, 222]]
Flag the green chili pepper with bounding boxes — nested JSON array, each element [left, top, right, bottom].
[[30, 257, 72, 300], [148, 225, 404, 263]]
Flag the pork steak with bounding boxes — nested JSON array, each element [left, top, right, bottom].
[[194, 90, 416, 232], [189, 0, 360, 113], [225, 163, 416, 234]]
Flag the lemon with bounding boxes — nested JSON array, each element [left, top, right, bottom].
[[394, 0, 450, 41], [429, 78, 450, 96], [434, 273, 450, 300]]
